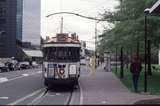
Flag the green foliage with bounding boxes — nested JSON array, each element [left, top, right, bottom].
[[99, 0, 160, 60], [113, 65, 160, 95]]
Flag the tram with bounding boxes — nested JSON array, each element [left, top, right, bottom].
[[42, 33, 81, 87]]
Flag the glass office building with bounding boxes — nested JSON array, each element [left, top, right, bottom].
[[0, 0, 23, 58]]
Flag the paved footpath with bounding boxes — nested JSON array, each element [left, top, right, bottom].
[[79, 64, 160, 105]]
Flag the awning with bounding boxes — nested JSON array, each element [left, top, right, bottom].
[[149, 0, 160, 14], [22, 49, 43, 58]]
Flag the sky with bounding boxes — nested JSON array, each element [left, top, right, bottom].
[[23, 0, 41, 45], [41, 0, 119, 50]]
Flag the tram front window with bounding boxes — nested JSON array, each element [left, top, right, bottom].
[[43, 47, 80, 62]]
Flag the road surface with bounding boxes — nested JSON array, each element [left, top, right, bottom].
[[0, 65, 89, 105]]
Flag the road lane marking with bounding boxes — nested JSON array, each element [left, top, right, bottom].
[[0, 96, 9, 100], [37, 71, 42, 74], [101, 100, 107, 104], [8, 88, 46, 105], [8, 76, 27, 82], [79, 82, 83, 105], [0, 71, 42, 84], [47, 93, 55, 97], [55, 93, 61, 96], [0, 77, 8, 83], [22, 74, 29, 77]]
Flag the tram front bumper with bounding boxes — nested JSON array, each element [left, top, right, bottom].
[[45, 77, 78, 85]]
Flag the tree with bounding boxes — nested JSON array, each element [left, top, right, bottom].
[[99, 0, 160, 65]]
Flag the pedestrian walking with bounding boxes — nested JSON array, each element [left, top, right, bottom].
[[130, 57, 142, 92]]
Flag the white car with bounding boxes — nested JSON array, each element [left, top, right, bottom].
[[80, 58, 86, 65], [32, 61, 39, 68], [18, 61, 30, 69]]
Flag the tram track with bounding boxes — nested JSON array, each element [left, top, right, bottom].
[[28, 85, 75, 105], [28, 87, 48, 105], [7, 79, 81, 105], [65, 88, 73, 105]]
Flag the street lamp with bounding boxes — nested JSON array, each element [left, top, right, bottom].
[[144, 8, 150, 93], [95, 20, 100, 67]]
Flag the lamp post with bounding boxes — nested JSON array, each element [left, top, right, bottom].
[[95, 20, 100, 68], [144, 8, 150, 93]]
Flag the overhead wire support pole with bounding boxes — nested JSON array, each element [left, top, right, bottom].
[[95, 20, 97, 68], [144, 8, 150, 93], [144, 15, 148, 93]]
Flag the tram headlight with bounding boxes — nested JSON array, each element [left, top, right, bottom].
[[69, 65, 77, 75], [59, 69, 65, 75]]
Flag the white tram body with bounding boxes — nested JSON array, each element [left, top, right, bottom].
[[42, 33, 81, 86]]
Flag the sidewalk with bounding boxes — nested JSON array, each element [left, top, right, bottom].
[[79, 64, 160, 105]]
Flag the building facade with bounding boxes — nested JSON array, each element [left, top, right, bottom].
[[0, 0, 23, 58]]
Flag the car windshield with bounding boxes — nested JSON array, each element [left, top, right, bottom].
[[43, 47, 80, 62]]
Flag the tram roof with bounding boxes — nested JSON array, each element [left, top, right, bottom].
[[42, 43, 81, 48]]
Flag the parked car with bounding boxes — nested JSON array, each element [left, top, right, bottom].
[[0, 62, 9, 72], [32, 61, 39, 68], [5, 62, 15, 71], [80, 57, 86, 65], [18, 61, 30, 70]]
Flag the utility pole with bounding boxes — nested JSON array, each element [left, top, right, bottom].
[[95, 20, 98, 68], [120, 47, 124, 78], [144, 9, 149, 92], [148, 40, 152, 75]]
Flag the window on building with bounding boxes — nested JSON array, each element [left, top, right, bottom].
[[0, 7, 6, 17]]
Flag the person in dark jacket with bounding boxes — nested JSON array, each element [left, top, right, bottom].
[[130, 57, 142, 92]]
